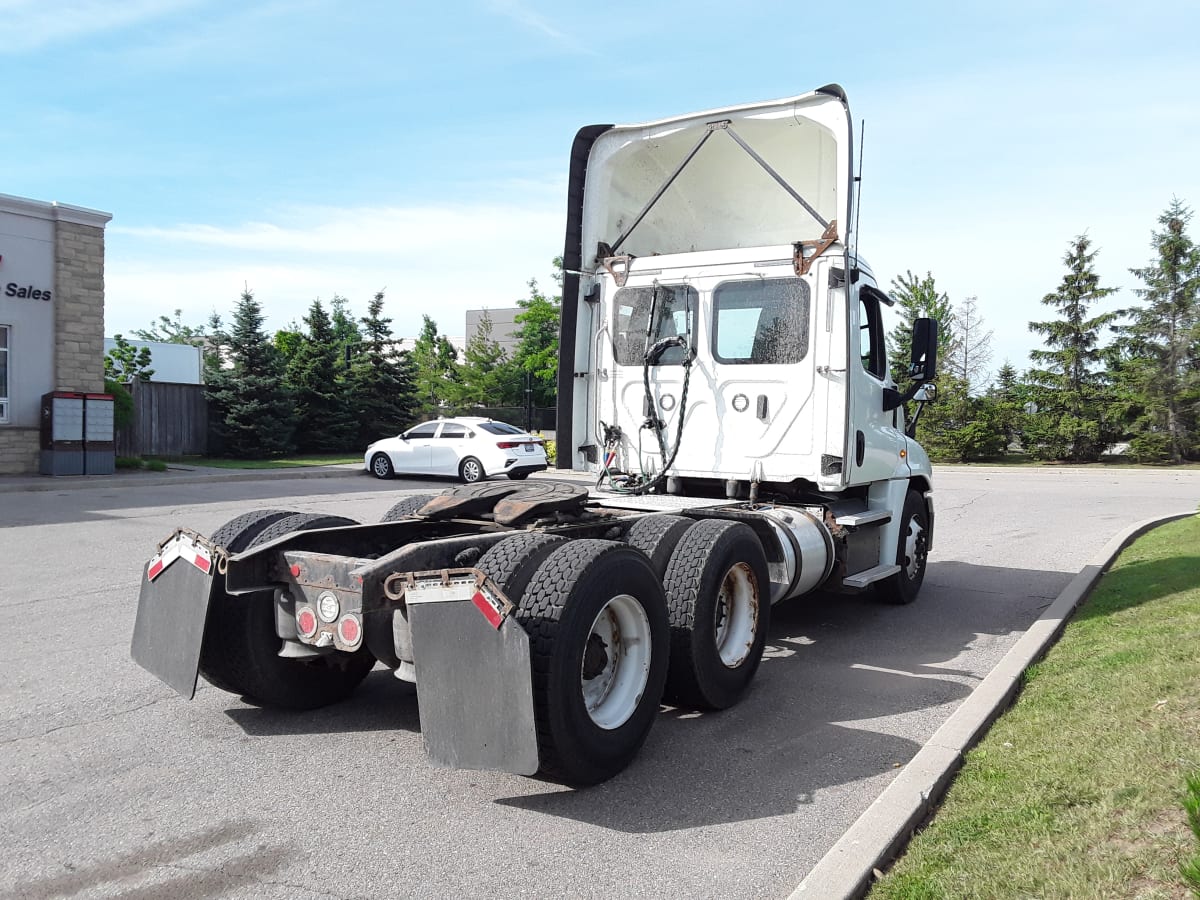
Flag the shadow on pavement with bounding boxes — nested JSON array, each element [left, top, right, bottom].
[[220, 560, 1075, 834]]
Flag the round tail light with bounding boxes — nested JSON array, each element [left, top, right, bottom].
[[296, 606, 319, 639], [338, 614, 362, 648]]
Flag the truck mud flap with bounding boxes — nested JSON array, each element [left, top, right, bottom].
[[403, 570, 539, 776], [130, 530, 222, 700]]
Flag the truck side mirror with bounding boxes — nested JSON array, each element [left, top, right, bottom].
[[909, 318, 938, 382]]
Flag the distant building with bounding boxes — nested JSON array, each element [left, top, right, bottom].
[[103, 337, 203, 384], [466, 307, 521, 357], [0, 192, 112, 475]]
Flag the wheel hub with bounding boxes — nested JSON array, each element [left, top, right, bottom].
[[580, 593, 652, 731], [903, 516, 926, 579], [582, 633, 609, 680], [713, 563, 759, 669]]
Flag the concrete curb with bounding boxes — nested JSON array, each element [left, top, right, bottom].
[[789, 510, 1198, 900]]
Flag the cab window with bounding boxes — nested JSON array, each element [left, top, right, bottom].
[[858, 288, 887, 380], [712, 278, 809, 364], [612, 284, 697, 366]]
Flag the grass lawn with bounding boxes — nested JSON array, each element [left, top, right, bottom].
[[183, 455, 362, 469], [870, 514, 1200, 900]]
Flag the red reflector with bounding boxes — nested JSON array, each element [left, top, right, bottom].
[[471, 590, 504, 629], [338, 614, 361, 646], [147, 559, 165, 580], [296, 607, 318, 639], [289, 564, 302, 578]]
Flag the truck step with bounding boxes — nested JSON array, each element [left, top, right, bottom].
[[834, 510, 891, 527], [842, 564, 901, 589]]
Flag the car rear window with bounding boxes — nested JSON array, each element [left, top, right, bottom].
[[478, 422, 523, 435]]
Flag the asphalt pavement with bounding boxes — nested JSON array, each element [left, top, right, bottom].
[[1, 463, 1197, 898]]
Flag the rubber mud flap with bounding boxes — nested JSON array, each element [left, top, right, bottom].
[[130, 544, 222, 700], [407, 582, 538, 776]]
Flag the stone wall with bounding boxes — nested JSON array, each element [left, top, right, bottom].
[[0, 427, 38, 475], [54, 220, 106, 393]]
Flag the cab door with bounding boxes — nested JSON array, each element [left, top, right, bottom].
[[846, 284, 904, 485]]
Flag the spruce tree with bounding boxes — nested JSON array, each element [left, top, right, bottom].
[[285, 300, 350, 453], [410, 315, 460, 418], [1120, 200, 1200, 462], [886, 270, 956, 390], [1024, 234, 1120, 461], [206, 289, 295, 458], [345, 291, 418, 446]]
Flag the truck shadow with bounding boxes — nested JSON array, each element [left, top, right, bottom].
[[223, 559, 1077, 833], [494, 559, 1075, 832]]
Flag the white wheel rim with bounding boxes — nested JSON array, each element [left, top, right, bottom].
[[464, 460, 481, 481], [373, 456, 389, 476], [580, 593, 652, 730], [714, 562, 759, 668], [903, 516, 926, 579]]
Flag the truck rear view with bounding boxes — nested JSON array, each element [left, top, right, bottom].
[[131, 86, 939, 785]]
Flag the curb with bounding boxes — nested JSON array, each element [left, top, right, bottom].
[[789, 510, 1198, 900]]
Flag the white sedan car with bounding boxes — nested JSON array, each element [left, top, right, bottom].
[[365, 417, 549, 483]]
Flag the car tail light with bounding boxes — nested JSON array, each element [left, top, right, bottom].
[[496, 441, 520, 449], [296, 606, 319, 639], [338, 614, 362, 648]]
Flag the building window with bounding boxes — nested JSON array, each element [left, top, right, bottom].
[[712, 278, 810, 364], [0, 325, 9, 424]]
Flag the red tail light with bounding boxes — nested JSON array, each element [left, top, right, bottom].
[[497, 441, 520, 449]]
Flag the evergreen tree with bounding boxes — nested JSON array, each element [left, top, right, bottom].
[[448, 311, 521, 408], [410, 314, 460, 418], [1119, 200, 1200, 462], [205, 289, 295, 458], [202, 311, 226, 384], [512, 276, 561, 408], [886, 270, 956, 390], [1024, 234, 1120, 461], [344, 290, 418, 446], [329, 294, 363, 381], [285, 300, 350, 453]]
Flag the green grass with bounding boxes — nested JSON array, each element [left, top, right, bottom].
[[186, 455, 361, 469], [870, 514, 1200, 900]]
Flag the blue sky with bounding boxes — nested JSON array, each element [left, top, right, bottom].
[[3, 0, 1198, 379]]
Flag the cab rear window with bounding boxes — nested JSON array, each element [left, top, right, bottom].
[[712, 278, 810, 364]]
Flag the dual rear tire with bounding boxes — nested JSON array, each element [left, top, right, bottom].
[[199, 510, 375, 710]]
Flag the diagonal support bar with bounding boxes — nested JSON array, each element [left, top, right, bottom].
[[720, 124, 830, 230]]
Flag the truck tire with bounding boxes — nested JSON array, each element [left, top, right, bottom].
[[209, 509, 296, 553], [624, 514, 694, 578], [246, 513, 359, 548], [878, 490, 929, 605], [381, 494, 437, 522], [476, 532, 568, 605], [662, 519, 770, 710], [515, 540, 669, 786], [198, 513, 374, 710]]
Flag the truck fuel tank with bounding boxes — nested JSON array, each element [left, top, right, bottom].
[[754, 506, 835, 602]]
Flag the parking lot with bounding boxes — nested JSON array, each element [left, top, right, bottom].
[[1, 466, 1198, 899]]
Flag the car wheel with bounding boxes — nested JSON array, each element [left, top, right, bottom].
[[370, 453, 394, 479], [459, 456, 485, 483]]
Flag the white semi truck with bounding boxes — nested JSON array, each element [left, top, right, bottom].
[[131, 85, 939, 786]]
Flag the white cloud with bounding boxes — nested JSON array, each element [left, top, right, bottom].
[[103, 198, 567, 341]]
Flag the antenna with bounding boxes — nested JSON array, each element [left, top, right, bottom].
[[852, 118, 865, 270]]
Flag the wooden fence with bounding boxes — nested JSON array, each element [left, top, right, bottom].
[[115, 381, 208, 458]]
